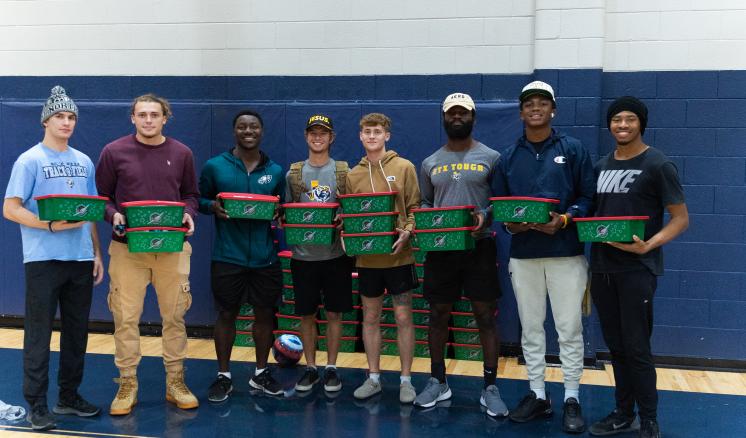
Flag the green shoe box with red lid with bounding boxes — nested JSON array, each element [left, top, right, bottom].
[[340, 211, 399, 234], [413, 227, 476, 252], [412, 205, 475, 230], [342, 231, 397, 255], [125, 227, 187, 253], [122, 200, 185, 227], [35, 194, 108, 221], [282, 202, 339, 225], [490, 196, 560, 223], [218, 192, 278, 220], [338, 191, 397, 214], [284, 224, 336, 246], [574, 216, 649, 242]]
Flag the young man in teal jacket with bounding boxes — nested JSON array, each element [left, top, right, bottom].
[[199, 110, 286, 400]]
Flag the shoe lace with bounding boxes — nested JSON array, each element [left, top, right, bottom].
[[113, 377, 135, 400]]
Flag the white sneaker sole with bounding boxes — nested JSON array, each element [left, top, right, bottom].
[[414, 387, 452, 408], [480, 395, 509, 417]]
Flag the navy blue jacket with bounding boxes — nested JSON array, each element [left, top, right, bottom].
[[492, 130, 595, 259]]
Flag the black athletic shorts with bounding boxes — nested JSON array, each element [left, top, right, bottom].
[[423, 237, 501, 304], [291, 256, 353, 316], [211, 261, 282, 312], [358, 264, 419, 298]]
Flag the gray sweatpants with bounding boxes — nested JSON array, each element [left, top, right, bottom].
[[509, 255, 587, 391]]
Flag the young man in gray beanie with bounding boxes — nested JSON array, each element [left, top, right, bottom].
[[3, 86, 104, 431], [588, 96, 688, 438]]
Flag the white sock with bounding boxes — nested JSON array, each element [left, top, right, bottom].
[[531, 387, 546, 400], [218, 371, 232, 379], [255, 367, 266, 376], [369, 373, 381, 383], [326, 364, 336, 370], [400, 375, 411, 384], [564, 388, 579, 402]]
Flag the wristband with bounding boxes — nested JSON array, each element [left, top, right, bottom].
[[48, 220, 55, 233]]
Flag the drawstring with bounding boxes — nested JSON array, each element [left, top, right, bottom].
[[367, 159, 393, 193], [379, 160, 393, 192], [367, 163, 376, 193]]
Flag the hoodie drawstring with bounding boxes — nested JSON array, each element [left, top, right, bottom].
[[379, 160, 393, 192]]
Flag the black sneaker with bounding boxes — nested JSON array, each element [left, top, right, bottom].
[[509, 391, 552, 423], [295, 367, 320, 392], [639, 419, 660, 438], [208, 375, 233, 403], [53, 393, 100, 417], [562, 397, 586, 434], [249, 368, 284, 396], [27, 405, 56, 431], [323, 368, 342, 392], [589, 408, 640, 436]]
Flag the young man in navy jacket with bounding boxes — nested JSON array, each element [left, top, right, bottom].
[[492, 81, 595, 433]]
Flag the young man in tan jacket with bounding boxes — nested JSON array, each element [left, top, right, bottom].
[[345, 113, 421, 404]]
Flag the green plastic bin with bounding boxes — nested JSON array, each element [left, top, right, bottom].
[[282, 269, 293, 286], [451, 312, 478, 329], [282, 286, 295, 301], [239, 303, 254, 316], [412, 309, 430, 325], [351, 272, 359, 290], [415, 264, 424, 278], [318, 306, 359, 321], [282, 202, 339, 225], [412, 295, 429, 310], [342, 231, 396, 255], [490, 196, 560, 223], [451, 343, 484, 361], [278, 250, 292, 269], [414, 341, 431, 358], [574, 216, 649, 242], [381, 339, 399, 356], [412, 205, 475, 230], [318, 321, 359, 337], [318, 336, 358, 353], [412, 247, 425, 263], [453, 299, 472, 312], [235, 317, 255, 331], [340, 211, 399, 233], [35, 194, 108, 221], [125, 227, 187, 253], [413, 227, 476, 252], [277, 314, 302, 331], [278, 301, 295, 315], [122, 200, 185, 227], [338, 191, 397, 214], [380, 309, 396, 324], [234, 331, 255, 347], [218, 192, 278, 220], [284, 224, 336, 245], [450, 327, 480, 344]]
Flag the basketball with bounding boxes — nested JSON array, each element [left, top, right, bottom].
[[272, 334, 304, 367]]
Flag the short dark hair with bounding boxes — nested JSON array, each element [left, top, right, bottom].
[[131, 94, 172, 119], [233, 109, 264, 128]]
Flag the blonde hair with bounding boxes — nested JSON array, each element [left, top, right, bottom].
[[359, 113, 391, 132]]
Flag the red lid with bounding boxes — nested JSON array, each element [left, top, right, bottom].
[[337, 191, 398, 198], [339, 211, 399, 218], [450, 311, 474, 316], [490, 196, 560, 203], [278, 250, 293, 258], [282, 202, 339, 209], [122, 200, 186, 207], [412, 247, 420, 251], [276, 313, 301, 320], [125, 227, 188, 232], [236, 316, 254, 321], [412, 226, 477, 234], [341, 231, 397, 238], [217, 192, 279, 202], [282, 269, 292, 273], [448, 327, 479, 332], [449, 342, 481, 347], [351, 272, 359, 279], [415, 263, 424, 267], [573, 216, 649, 222], [411, 205, 476, 212], [283, 223, 336, 229], [34, 194, 109, 201]]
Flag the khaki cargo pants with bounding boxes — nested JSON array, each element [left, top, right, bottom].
[[107, 241, 192, 377]]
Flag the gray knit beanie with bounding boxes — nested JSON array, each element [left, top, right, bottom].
[[40, 86, 78, 125]]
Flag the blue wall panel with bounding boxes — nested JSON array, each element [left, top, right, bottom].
[[1, 69, 745, 361]]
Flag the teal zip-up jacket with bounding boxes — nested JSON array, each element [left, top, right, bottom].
[[199, 149, 285, 268]]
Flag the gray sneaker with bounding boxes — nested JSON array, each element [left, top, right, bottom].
[[399, 381, 416, 404], [480, 385, 509, 417], [414, 377, 452, 408], [353, 378, 382, 400]]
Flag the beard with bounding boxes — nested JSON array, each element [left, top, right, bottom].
[[444, 119, 474, 140]]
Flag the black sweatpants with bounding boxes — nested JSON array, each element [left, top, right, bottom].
[[23, 260, 93, 407], [591, 270, 658, 421]]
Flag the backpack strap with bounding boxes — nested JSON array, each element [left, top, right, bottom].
[[334, 161, 349, 195], [287, 161, 306, 203]]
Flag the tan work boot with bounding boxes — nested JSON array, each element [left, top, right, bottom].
[[110, 375, 138, 416], [166, 370, 199, 410]]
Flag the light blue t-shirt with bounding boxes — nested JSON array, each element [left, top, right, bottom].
[[4, 143, 97, 263]]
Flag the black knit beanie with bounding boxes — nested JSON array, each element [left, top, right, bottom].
[[606, 96, 648, 135]]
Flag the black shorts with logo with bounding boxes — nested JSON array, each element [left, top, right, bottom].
[[211, 261, 282, 312], [291, 256, 354, 316], [358, 264, 419, 298], [423, 237, 501, 304]]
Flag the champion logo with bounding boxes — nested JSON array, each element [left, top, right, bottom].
[[74, 204, 90, 216], [554, 155, 567, 164], [148, 212, 164, 224], [243, 204, 257, 215]]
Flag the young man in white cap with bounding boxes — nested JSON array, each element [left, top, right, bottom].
[[588, 96, 688, 438], [415, 93, 508, 417], [492, 80, 595, 433], [3, 86, 104, 430]]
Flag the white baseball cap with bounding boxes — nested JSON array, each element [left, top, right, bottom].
[[519, 81, 556, 104], [442, 92, 475, 112]]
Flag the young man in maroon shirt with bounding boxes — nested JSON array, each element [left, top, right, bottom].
[[96, 94, 200, 416]]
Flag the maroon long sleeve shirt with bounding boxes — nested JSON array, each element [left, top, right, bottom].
[[96, 134, 199, 242]]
